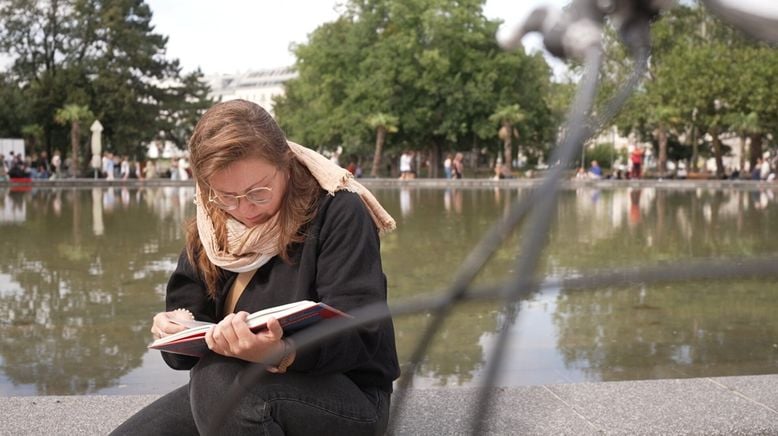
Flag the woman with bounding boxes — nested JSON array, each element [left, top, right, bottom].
[[112, 100, 400, 435], [451, 152, 464, 179]]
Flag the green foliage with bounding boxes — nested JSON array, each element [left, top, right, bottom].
[[597, 2, 778, 174], [584, 143, 623, 170], [274, 0, 554, 172], [54, 103, 94, 174], [366, 113, 399, 133], [0, 0, 212, 158]]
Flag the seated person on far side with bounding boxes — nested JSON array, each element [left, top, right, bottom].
[[587, 160, 603, 179]]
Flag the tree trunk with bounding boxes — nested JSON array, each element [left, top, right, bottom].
[[71, 121, 80, 177], [749, 133, 763, 169], [658, 126, 668, 175], [690, 125, 699, 172], [370, 126, 386, 177], [433, 143, 441, 178], [501, 122, 513, 169], [739, 135, 747, 172]]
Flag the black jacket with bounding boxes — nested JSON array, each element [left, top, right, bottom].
[[162, 190, 400, 392]]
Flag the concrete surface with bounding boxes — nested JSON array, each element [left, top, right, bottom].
[[2, 374, 777, 435]]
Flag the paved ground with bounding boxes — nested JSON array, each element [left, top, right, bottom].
[[2, 374, 777, 435]]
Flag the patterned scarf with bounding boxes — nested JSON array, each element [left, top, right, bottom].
[[195, 141, 395, 272]]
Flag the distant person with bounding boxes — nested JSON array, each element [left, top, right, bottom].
[[630, 146, 644, 179], [346, 159, 357, 176], [751, 159, 762, 180], [494, 163, 506, 180], [443, 153, 453, 179], [0, 153, 7, 181], [451, 152, 464, 179], [144, 160, 157, 179], [169, 158, 179, 180], [51, 150, 62, 179], [37, 151, 51, 179], [103, 153, 115, 180], [399, 150, 413, 180], [120, 156, 131, 180], [7, 158, 29, 178], [493, 162, 513, 180], [760, 157, 771, 180], [178, 157, 190, 181], [588, 160, 603, 179]]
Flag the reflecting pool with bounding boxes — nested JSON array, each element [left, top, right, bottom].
[[1, 184, 777, 395]]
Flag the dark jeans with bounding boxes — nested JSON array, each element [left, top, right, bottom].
[[110, 354, 390, 435]]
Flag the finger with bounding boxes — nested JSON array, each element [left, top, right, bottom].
[[204, 326, 216, 350], [220, 314, 242, 346], [266, 317, 284, 341], [153, 312, 186, 336], [230, 313, 256, 350]]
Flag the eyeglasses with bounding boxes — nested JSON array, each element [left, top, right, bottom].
[[208, 186, 273, 211], [206, 171, 277, 211]]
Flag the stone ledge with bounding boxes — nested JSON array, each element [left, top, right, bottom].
[[2, 374, 776, 435]]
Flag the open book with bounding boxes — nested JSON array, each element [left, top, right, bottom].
[[148, 300, 349, 357]]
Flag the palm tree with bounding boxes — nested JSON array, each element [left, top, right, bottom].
[[366, 113, 399, 177], [489, 104, 525, 169], [650, 106, 681, 175], [54, 104, 94, 177], [21, 124, 44, 154]]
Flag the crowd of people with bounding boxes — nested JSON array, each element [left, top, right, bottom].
[[0, 150, 193, 181], [5, 144, 777, 183], [0, 150, 65, 180]]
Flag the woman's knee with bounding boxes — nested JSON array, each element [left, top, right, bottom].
[[189, 355, 267, 429]]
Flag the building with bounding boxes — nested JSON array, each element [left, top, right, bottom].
[[203, 66, 297, 115]]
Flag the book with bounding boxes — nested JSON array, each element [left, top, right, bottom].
[[148, 300, 350, 357]]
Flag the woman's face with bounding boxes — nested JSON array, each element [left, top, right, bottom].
[[207, 157, 287, 227]]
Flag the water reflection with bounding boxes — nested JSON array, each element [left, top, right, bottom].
[[0, 187, 193, 395], [1, 186, 777, 395]]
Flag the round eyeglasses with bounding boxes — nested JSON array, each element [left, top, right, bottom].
[[207, 185, 273, 211]]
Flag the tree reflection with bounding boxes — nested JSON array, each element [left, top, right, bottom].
[[549, 188, 778, 381], [0, 187, 192, 394], [553, 281, 778, 381], [2, 186, 777, 392]]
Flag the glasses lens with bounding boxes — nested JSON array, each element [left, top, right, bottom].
[[245, 187, 272, 205], [211, 191, 238, 210]]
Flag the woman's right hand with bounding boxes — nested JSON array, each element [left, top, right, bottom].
[[150, 311, 189, 340]]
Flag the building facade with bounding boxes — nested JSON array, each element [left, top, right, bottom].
[[203, 66, 297, 115]]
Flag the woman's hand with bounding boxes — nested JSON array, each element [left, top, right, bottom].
[[204, 312, 285, 363], [150, 310, 190, 340]]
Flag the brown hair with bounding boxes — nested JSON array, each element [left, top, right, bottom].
[[185, 99, 321, 298]]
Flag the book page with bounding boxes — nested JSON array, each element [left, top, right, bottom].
[[169, 318, 214, 329]]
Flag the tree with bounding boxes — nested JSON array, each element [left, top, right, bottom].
[[54, 104, 93, 177], [598, 2, 778, 176], [275, 0, 554, 176], [366, 113, 398, 177], [489, 104, 525, 169], [649, 106, 681, 175], [158, 69, 214, 150], [724, 112, 762, 170], [0, 0, 210, 157], [21, 124, 44, 154]]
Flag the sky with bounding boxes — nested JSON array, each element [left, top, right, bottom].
[[145, 0, 572, 75]]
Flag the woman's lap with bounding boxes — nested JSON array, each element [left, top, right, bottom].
[[110, 354, 388, 436]]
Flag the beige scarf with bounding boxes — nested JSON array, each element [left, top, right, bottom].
[[195, 141, 396, 273]]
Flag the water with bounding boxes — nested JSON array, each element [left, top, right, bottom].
[[1, 184, 777, 395]]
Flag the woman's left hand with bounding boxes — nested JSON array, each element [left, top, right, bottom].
[[204, 312, 285, 363]]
